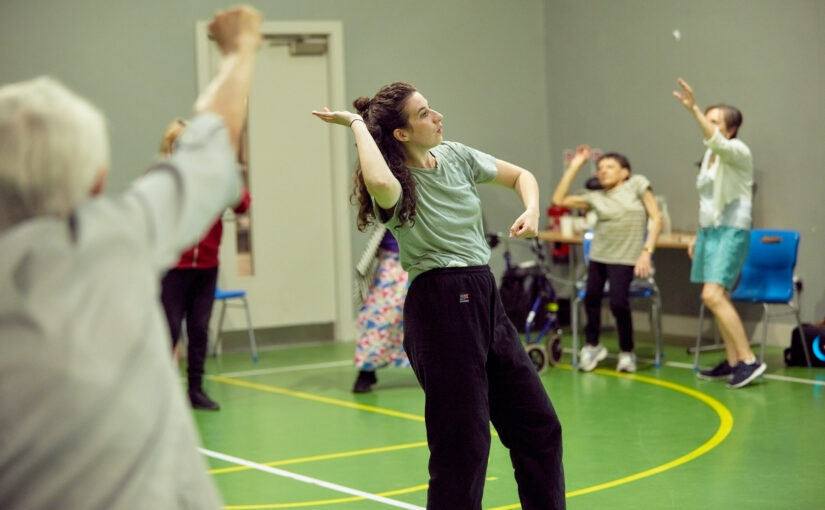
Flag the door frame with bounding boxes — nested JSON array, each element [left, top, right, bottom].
[[195, 20, 354, 341]]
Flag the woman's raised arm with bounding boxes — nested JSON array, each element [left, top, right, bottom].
[[312, 108, 401, 209]]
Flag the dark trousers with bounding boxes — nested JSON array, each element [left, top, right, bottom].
[[403, 266, 565, 510], [160, 267, 218, 391], [584, 261, 635, 352]]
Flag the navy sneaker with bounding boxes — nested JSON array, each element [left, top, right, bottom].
[[727, 360, 767, 389], [696, 360, 734, 380]]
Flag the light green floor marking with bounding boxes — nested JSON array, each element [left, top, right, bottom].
[[487, 365, 734, 509], [212, 363, 733, 508], [210, 441, 428, 475], [221, 479, 493, 509], [212, 375, 424, 422]]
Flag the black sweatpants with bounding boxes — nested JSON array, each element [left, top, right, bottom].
[[160, 266, 218, 391], [403, 266, 565, 510], [584, 261, 635, 352]]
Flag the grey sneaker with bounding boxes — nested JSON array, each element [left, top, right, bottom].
[[579, 343, 607, 372], [616, 351, 637, 373], [696, 360, 734, 381], [727, 360, 767, 389]]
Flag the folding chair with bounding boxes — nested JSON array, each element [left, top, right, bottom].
[[693, 229, 812, 369], [213, 286, 259, 361], [571, 231, 663, 368]]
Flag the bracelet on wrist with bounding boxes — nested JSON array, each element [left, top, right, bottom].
[[643, 246, 654, 255], [349, 117, 365, 127]]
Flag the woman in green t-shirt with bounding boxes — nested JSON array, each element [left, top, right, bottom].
[[313, 82, 565, 510]]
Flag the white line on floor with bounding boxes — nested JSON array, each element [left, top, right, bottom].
[[663, 360, 825, 385], [663, 361, 698, 369], [215, 360, 352, 378], [563, 349, 825, 386], [755, 372, 825, 386], [199, 448, 425, 510], [220, 351, 824, 386]]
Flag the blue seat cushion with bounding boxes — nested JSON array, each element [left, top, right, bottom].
[[215, 289, 246, 300]]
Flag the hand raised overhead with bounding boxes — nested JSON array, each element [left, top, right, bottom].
[[208, 6, 262, 55], [572, 144, 592, 164], [672, 77, 696, 110], [311, 107, 362, 127]]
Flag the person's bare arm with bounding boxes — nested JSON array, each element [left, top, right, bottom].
[[634, 189, 662, 278], [492, 159, 540, 238], [311, 109, 401, 209], [552, 144, 591, 210], [194, 6, 262, 151], [672, 78, 716, 141]]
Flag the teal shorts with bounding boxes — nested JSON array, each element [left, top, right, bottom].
[[690, 226, 750, 290]]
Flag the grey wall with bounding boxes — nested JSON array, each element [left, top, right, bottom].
[[2, 0, 823, 324], [546, 0, 825, 322], [0, 0, 550, 298]]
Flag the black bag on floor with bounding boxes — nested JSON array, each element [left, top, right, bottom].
[[500, 264, 548, 333], [784, 323, 825, 367]]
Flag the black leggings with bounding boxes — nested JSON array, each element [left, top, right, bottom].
[[160, 267, 218, 391], [584, 261, 635, 352], [403, 266, 565, 510]]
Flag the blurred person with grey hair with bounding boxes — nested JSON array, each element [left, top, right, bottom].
[[0, 6, 262, 509]]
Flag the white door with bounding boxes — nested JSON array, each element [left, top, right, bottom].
[[197, 22, 354, 340]]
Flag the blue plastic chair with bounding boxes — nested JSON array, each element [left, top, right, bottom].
[[571, 231, 663, 368], [693, 229, 811, 369], [214, 287, 259, 361]]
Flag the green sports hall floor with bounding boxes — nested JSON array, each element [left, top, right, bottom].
[[189, 333, 825, 510]]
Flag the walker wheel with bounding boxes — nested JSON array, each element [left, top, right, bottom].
[[547, 334, 563, 366], [525, 344, 549, 375]]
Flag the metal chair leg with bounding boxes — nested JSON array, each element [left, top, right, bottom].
[[689, 316, 724, 353], [242, 297, 259, 362], [571, 296, 581, 367], [694, 303, 706, 370], [793, 310, 813, 367], [759, 303, 769, 363], [213, 300, 228, 357], [652, 297, 663, 368]]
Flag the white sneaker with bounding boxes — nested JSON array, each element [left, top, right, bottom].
[[579, 344, 607, 372], [616, 351, 637, 373]]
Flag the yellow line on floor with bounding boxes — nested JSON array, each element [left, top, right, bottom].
[[210, 441, 428, 475], [214, 364, 732, 508], [203, 448, 426, 509], [222, 489, 424, 509], [221, 478, 496, 509], [566, 369, 733, 496], [212, 375, 425, 422], [222, 484, 430, 509], [487, 366, 734, 509]]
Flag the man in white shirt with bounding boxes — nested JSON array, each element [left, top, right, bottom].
[[0, 6, 262, 509]]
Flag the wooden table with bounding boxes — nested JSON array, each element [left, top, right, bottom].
[[535, 229, 696, 306], [535, 229, 697, 351], [537, 230, 695, 250]]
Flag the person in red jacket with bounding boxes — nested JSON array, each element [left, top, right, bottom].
[[158, 118, 251, 410]]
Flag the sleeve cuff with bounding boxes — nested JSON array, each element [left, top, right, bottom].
[[703, 128, 724, 149]]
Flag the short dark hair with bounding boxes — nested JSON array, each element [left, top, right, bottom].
[[597, 152, 631, 173], [705, 104, 743, 138]]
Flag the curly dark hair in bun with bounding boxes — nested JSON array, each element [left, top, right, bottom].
[[350, 82, 418, 231]]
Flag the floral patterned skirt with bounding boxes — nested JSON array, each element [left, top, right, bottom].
[[354, 250, 410, 370]]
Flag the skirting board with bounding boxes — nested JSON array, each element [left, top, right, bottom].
[[631, 310, 797, 347]]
